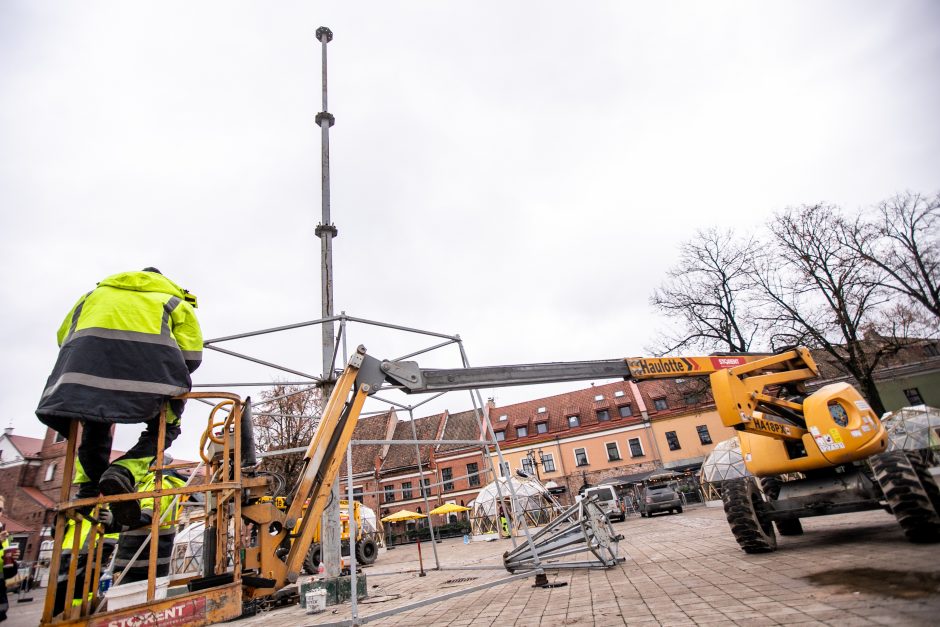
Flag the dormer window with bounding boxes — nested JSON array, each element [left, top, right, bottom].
[[614, 390, 625, 398], [567, 415, 581, 428], [498, 414, 508, 422], [537, 407, 547, 413], [593, 394, 604, 401]]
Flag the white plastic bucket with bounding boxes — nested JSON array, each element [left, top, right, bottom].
[[106, 576, 170, 611], [306, 588, 327, 614]]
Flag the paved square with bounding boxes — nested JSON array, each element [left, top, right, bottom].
[[238, 505, 940, 626]]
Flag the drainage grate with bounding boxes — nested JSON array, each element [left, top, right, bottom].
[[442, 576, 478, 585]]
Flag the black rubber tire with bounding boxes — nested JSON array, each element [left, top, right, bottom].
[[907, 449, 940, 515], [303, 544, 321, 575], [677, 507, 683, 514], [356, 537, 378, 565], [759, 476, 804, 536], [870, 450, 940, 543], [722, 477, 777, 553]]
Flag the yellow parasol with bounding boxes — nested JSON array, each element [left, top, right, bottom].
[[380, 509, 426, 523], [429, 503, 470, 516], [380, 509, 429, 576]]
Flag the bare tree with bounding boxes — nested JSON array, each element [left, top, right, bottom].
[[253, 384, 322, 491], [651, 228, 761, 354], [841, 191, 940, 324], [752, 204, 902, 415]]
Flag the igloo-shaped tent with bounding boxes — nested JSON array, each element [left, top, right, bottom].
[[700, 437, 751, 484], [469, 475, 561, 540], [882, 405, 940, 452]]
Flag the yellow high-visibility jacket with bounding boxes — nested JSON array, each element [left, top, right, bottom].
[[36, 271, 202, 423]]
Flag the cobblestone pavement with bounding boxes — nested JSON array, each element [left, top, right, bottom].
[[236, 505, 940, 626]]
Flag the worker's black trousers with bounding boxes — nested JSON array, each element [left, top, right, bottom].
[[49, 414, 182, 491]]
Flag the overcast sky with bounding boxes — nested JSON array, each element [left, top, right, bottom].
[[2, 1, 938, 461]]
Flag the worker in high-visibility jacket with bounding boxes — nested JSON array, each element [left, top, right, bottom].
[[113, 469, 187, 584], [35, 268, 202, 526], [52, 514, 118, 617], [0, 523, 20, 622]]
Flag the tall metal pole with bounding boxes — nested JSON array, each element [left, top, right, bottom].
[[314, 25, 342, 580]]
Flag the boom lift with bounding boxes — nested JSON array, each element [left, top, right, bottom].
[[383, 346, 940, 553], [42, 345, 938, 625]]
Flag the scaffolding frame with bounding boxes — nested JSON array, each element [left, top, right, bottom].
[[197, 312, 556, 624]]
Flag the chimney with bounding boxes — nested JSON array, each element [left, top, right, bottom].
[[3, 427, 11, 436]]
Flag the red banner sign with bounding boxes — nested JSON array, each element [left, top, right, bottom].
[[90, 596, 206, 627]]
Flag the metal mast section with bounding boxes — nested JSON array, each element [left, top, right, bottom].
[[314, 25, 342, 579]]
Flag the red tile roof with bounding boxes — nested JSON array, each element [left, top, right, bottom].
[[6, 434, 43, 458], [381, 413, 445, 473], [0, 513, 34, 534], [21, 487, 56, 510]]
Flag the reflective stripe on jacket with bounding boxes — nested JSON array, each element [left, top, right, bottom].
[[36, 271, 202, 423]]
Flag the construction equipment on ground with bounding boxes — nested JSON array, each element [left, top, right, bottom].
[[381, 347, 940, 553], [40, 345, 939, 626], [298, 498, 379, 572]]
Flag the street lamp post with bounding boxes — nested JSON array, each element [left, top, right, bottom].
[[526, 448, 547, 482]]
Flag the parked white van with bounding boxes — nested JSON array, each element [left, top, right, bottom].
[[580, 485, 625, 522]]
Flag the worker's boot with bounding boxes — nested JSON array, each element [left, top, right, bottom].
[[99, 465, 140, 527]]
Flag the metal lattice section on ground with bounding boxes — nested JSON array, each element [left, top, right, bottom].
[[502, 495, 625, 572]]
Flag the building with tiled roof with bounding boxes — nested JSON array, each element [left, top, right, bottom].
[[485, 376, 735, 497]]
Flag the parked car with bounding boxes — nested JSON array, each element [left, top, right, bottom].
[[637, 484, 683, 517], [581, 485, 625, 522]]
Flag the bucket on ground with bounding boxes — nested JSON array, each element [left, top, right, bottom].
[[306, 588, 327, 614]]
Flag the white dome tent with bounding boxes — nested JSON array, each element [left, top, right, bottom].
[[469, 475, 562, 540], [699, 437, 751, 504], [882, 405, 940, 451]]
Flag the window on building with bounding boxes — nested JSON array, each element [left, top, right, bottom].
[[422, 478, 431, 497], [500, 462, 510, 477], [495, 430, 505, 442], [53, 432, 66, 444], [653, 398, 668, 411], [401, 481, 413, 500], [537, 406, 547, 413], [618, 404, 633, 418], [441, 468, 454, 491], [498, 414, 507, 421], [536, 422, 549, 434], [516, 426, 528, 438], [924, 343, 939, 357], [614, 390, 625, 398], [684, 393, 702, 406], [696, 425, 712, 445], [44, 462, 56, 482], [383, 485, 395, 503], [594, 394, 604, 401], [605, 442, 621, 462], [628, 438, 644, 457], [665, 431, 681, 451], [467, 462, 480, 487], [541, 453, 556, 473], [574, 448, 589, 467], [904, 388, 925, 405], [567, 415, 580, 428], [596, 409, 610, 422], [352, 487, 364, 503], [521, 457, 535, 476]]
